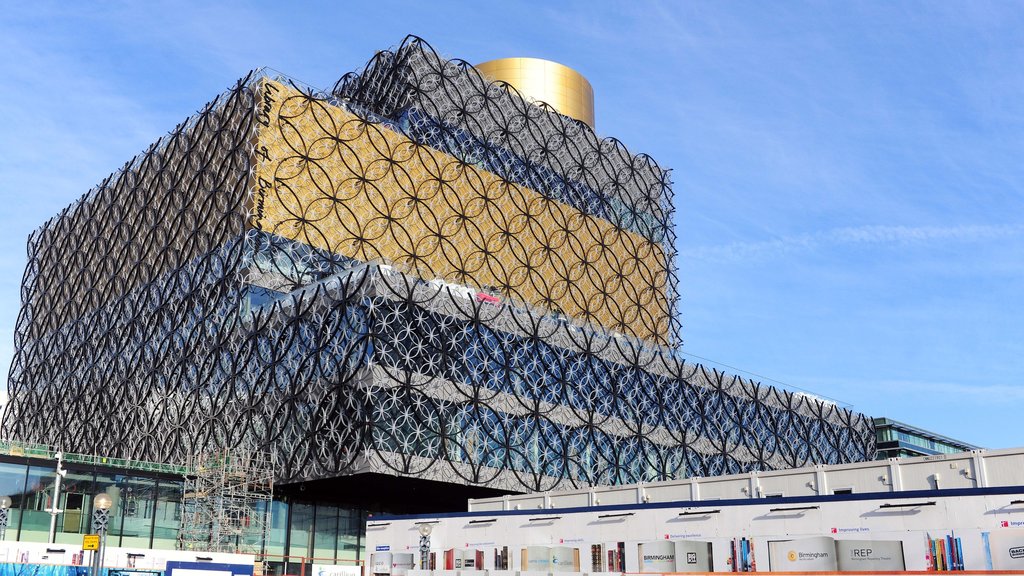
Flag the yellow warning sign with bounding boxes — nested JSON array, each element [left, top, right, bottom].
[[83, 534, 100, 550]]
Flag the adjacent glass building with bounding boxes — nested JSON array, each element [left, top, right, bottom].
[[1, 36, 875, 556], [873, 417, 978, 459]]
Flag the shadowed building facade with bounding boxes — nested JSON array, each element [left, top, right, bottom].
[[2, 36, 874, 514]]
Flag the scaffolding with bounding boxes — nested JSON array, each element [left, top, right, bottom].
[[179, 449, 274, 554]]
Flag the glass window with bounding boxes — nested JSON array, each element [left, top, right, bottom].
[[313, 505, 339, 562], [265, 500, 289, 557], [152, 479, 182, 550], [338, 509, 362, 564], [0, 462, 27, 541], [20, 465, 58, 542], [233, 499, 266, 554], [112, 476, 156, 548], [54, 468, 97, 544], [288, 503, 313, 558]]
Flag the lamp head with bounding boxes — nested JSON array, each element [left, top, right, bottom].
[[94, 493, 114, 511], [417, 523, 433, 537], [0, 496, 11, 509]]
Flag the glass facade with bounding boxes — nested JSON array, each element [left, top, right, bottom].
[[0, 457, 366, 561], [0, 462, 25, 541], [873, 417, 977, 459], [0, 460, 184, 547]]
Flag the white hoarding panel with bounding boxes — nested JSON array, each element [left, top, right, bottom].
[[675, 540, 714, 573], [312, 566, 361, 576], [523, 546, 551, 572], [768, 536, 837, 572], [638, 540, 675, 572], [371, 553, 393, 574], [835, 539, 905, 571], [549, 546, 579, 572], [987, 529, 1024, 570]]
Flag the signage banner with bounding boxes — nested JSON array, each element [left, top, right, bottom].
[[370, 552, 413, 575], [371, 553, 392, 574], [521, 546, 577, 573], [768, 536, 836, 572], [523, 546, 551, 572], [835, 539, 905, 571], [638, 540, 675, 573], [312, 564, 361, 576], [674, 540, 714, 573], [987, 529, 1024, 570], [549, 546, 578, 572], [638, 539, 713, 573]]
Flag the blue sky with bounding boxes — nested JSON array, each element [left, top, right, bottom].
[[1, 1, 1022, 449]]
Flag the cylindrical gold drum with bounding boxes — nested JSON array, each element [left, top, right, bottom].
[[476, 57, 595, 129]]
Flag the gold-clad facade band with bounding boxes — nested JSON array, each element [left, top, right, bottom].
[[475, 58, 595, 129], [253, 80, 670, 344]]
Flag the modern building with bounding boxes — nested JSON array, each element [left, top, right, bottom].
[[873, 417, 979, 459], [1, 36, 874, 560]]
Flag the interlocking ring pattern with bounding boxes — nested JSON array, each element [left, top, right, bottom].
[[2, 37, 874, 492]]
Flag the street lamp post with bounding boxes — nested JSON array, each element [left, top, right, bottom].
[[91, 493, 114, 576], [48, 452, 67, 543], [417, 523, 433, 571], [0, 495, 12, 541]]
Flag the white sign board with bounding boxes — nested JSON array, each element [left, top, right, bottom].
[[370, 553, 413, 576], [312, 564, 362, 576], [549, 546, 578, 572], [768, 536, 837, 572], [638, 540, 675, 573], [637, 540, 713, 573], [674, 540, 714, 573], [987, 529, 1024, 571], [835, 539, 905, 571], [523, 546, 551, 572]]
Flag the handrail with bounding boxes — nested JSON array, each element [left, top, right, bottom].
[[0, 438, 189, 475]]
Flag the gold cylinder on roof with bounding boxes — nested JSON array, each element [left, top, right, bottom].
[[476, 57, 595, 129]]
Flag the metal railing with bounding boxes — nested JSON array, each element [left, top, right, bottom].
[[256, 554, 364, 576], [0, 439, 189, 475]]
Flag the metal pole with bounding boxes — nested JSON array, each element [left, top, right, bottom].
[[48, 452, 67, 543], [419, 534, 430, 570], [99, 529, 108, 576], [91, 503, 110, 576]]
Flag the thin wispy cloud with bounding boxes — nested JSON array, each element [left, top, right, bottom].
[[682, 223, 1024, 262]]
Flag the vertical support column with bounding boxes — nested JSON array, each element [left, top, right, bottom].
[[90, 494, 112, 576], [888, 458, 903, 492], [972, 450, 988, 488], [48, 452, 67, 544], [0, 502, 10, 541]]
